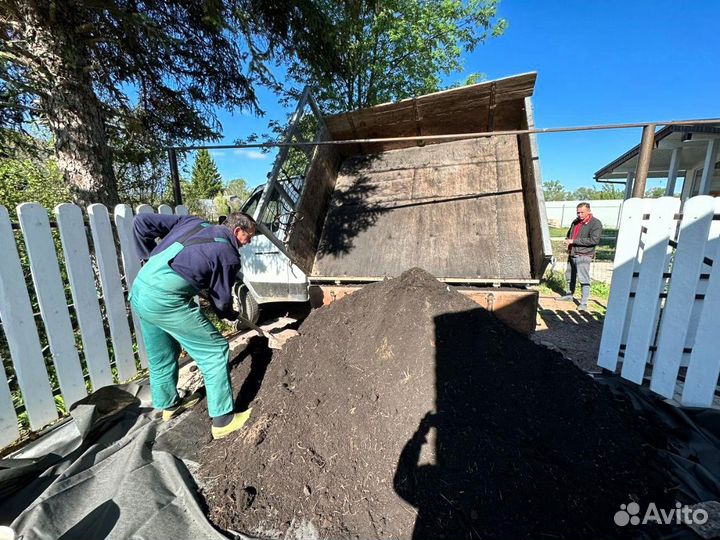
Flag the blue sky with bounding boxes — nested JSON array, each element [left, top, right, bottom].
[[204, 0, 719, 192]]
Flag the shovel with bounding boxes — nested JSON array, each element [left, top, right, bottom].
[[236, 313, 284, 349]]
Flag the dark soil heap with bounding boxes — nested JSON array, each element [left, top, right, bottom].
[[197, 268, 670, 539]]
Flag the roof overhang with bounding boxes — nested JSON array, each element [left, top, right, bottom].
[[594, 124, 720, 181]]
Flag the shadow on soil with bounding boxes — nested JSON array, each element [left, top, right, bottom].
[[393, 307, 664, 539], [534, 302, 605, 372], [233, 337, 273, 412]]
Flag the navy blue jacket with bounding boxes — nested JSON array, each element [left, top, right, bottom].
[[133, 214, 241, 319]]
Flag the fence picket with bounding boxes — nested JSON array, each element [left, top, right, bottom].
[[598, 198, 648, 371], [650, 196, 715, 398], [114, 205, 148, 368], [1, 200, 210, 444], [0, 353, 19, 447], [706, 200, 720, 267], [136, 204, 153, 214], [175, 205, 189, 216], [0, 205, 56, 429], [87, 204, 137, 381], [621, 197, 681, 383], [17, 203, 87, 408], [682, 199, 720, 407], [55, 204, 114, 391], [682, 244, 720, 406]]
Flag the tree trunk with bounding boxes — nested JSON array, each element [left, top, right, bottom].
[[20, 2, 119, 207]]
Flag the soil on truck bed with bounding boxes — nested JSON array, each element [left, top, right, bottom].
[[189, 268, 671, 539]]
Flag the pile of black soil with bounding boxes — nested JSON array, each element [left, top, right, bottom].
[[189, 268, 672, 539]]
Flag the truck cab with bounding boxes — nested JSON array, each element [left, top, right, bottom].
[[236, 184, 310, 323]]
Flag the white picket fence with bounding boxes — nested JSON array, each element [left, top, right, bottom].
[[598, 195, 720, 407], [0, 202, 187, 447]]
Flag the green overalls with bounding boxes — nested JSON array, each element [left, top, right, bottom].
[[130, 224, 234, 417]]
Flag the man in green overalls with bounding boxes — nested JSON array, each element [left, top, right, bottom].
[[130, 211, 256, 439]]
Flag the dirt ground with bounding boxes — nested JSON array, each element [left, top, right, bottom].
[[531, 294, 606, 372], [175, 269, 673, 540]]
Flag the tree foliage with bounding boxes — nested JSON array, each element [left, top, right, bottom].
[[542, 180, 569, 201], [0, 148, 70, 219], [543, 181, 625, 201], [112, 123, 175, 207], [645, 187, 666, 198], [183, 149, 223, 214], [225, 178, 253, 205], [573, 184, 624, 200], [281, 0, 506, 113], [0, 0, 338, 205]]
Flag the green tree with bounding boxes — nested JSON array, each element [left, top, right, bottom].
[[542, 180, 569, 201], [214, 194, 231, 218], [0, 149, 70, 219], [597, 184, 624, 200], [282, 0, 506, 113], [645, 187, 666, 198], [572, 187, 599, 201], [572, 185, 624, 200], [112, 123, 175, 206], [0, 1, 337, 206], [463, 72, 488, 86], [225, 178, 253, 205], [185, 150, 223, 214]]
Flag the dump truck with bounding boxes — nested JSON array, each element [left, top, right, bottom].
[[236, 72, 552, 334]]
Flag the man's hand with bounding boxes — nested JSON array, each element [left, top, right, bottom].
[[564, 238, 573, 246]]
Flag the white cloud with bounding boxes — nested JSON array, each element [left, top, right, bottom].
[[233, 148, 269, 160], [209, 150, 226, 158]]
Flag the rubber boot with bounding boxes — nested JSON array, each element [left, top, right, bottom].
[[578, 284, 591, 310], [162, 392, 202, 422], [212, 409, 252, 440]]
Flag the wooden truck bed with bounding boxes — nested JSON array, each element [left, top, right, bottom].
[[311, 136, 532, 281], [287, 72, 551, 285]]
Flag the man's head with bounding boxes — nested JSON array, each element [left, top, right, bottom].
[[576, 202, 591, 220], [223, 212, 256, 246]]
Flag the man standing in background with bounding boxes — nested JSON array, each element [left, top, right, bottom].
[[558, 202, 602, 310]]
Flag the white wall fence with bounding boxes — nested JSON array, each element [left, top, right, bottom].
[[545, 199, 623, 228], [0, 202, 187, 448], [598, 196, 720, 407]]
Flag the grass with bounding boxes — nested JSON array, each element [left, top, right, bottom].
[[538, 269, 568, 296], [536, 270, 610, 316]]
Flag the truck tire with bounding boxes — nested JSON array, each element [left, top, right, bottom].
[[237, 286, 260, 328]]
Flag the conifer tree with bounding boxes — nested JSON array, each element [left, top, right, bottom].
[[185, 149, 223, 214]]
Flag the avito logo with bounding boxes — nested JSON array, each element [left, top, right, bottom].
[[614, 502, 708, 527]]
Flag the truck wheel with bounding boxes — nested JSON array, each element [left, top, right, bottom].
[[237, 286, 260, 328]]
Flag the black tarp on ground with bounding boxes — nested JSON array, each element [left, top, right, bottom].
[[0, 375, 719, 540], [0, 384, 229, 540]]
